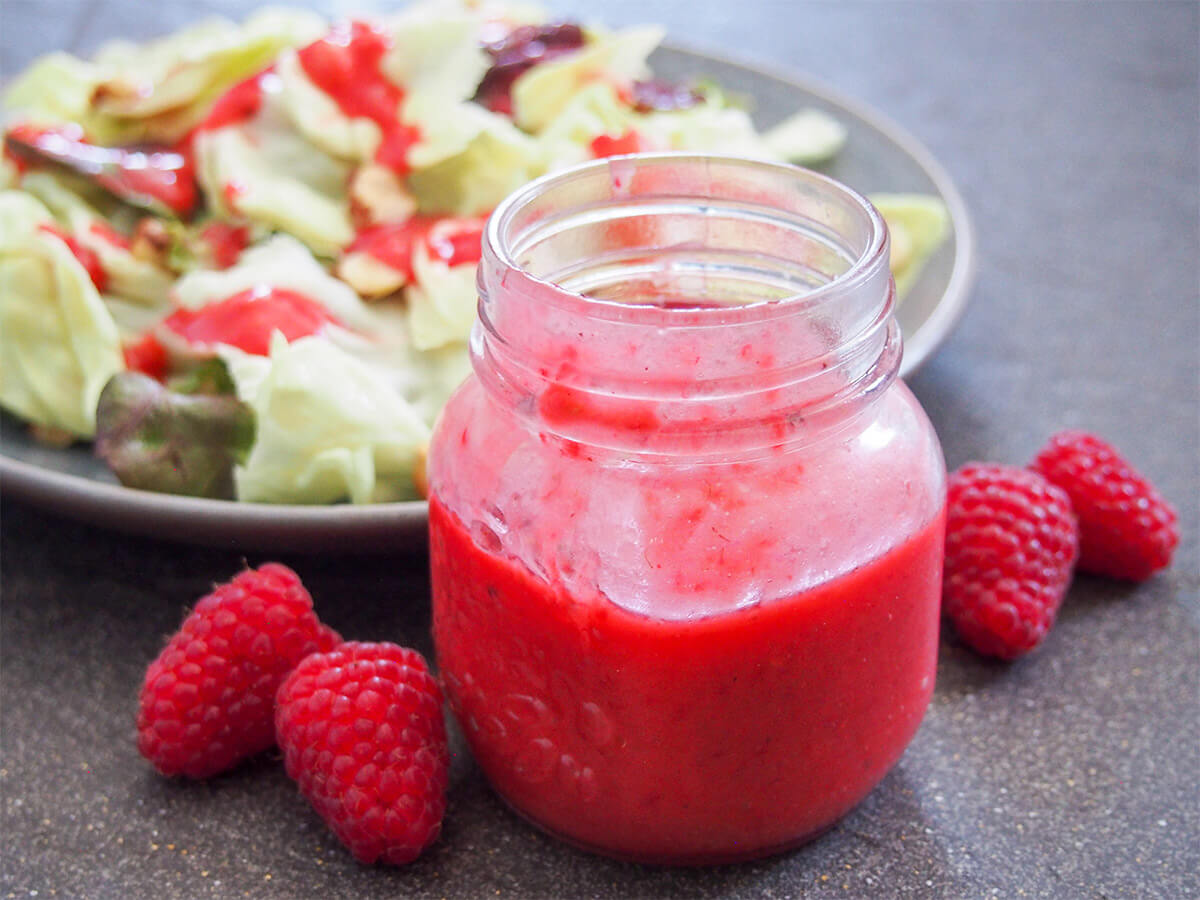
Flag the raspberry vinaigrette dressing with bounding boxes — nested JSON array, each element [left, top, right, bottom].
[[428, 155, 946, 864]]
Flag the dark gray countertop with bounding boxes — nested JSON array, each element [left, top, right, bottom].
[[2, 2, 1198, 897]]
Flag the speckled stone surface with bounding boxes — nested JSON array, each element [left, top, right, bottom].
[[2, 2, 1198, 898]]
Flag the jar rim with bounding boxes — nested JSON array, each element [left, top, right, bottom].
[[483, 152, 889, 326]]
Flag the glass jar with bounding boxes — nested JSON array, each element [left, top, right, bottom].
[[428, 154, 946, 864]]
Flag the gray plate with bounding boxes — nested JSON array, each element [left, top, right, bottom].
[[0, 43, 975, 553]]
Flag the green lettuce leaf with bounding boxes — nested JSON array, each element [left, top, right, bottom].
[[0, 190, 123, 437], [19, 171, 175, 308], [194, 82, 353, 256], [636, 98, 773, 157], [172, 234, 375, 332], [762, 108, 848, 165], [870, 193, 950, 299], [383, 4, 489, 109], [537, 80, 637, 169], [324, 301, 472, 427], [512, 25, 664, 133], [405, 238, 479, 351], [220, 333, 430, 504], [4, 10, 326, 145], [406, 108, 542, 215]]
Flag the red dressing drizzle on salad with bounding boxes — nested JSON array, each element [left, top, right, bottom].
[[296, 21, 421, 174], [162, 287, 337, 356], [349, 216, 485, 281], [122, 333, 169, 379], [198, 222, 252, 269], [8, 124, 197, 218], [197, 70, 270, 133], [36, 223, 107, 292]]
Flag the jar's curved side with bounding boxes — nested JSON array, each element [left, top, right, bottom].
[[428, 374, 945, 862]]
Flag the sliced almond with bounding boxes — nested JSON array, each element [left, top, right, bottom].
[[349, 163, 417, 227], [336, 251, 408, 299]]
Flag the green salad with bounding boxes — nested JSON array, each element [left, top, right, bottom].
[[0, 0, 948, 504]]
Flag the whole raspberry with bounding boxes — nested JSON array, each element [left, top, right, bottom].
[[1030, 430, 1179, 581], [275, 642, 449, 865], [137, 564, 341, 778], [943, 463, 1080, 659]]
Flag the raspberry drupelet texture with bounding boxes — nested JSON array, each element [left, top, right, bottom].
[[137, 563, 341, 778], [1030, 430, 1179, 581], [275, 642, 449, 866], [943, 463, 1080, 660]]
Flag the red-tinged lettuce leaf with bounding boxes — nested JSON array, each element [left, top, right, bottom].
[[94, 365, 254, 499]]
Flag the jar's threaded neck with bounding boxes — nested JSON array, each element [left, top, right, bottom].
[[474, 154, 899, 458]]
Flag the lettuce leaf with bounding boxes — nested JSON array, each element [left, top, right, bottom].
[[172, 234, 374, 332], [19, 171, 175, 307], [275, 49, 384, 163], [194, 78, 353, 256], [762, 108, 848, 165], [406, 239, 479, 351], [406, 108, 542, 215], [2, 53, 100, 132], [383, 4, 489, 110], [323, 300, 472, 427], [4, 10, 326, 146], [512, 25, 664, 132], [870, 193, 950, 299], [636, 98, 773, 157], [220, 333, 430, 504], [537, 80, 637, 169], [0, 190, 123, 437]]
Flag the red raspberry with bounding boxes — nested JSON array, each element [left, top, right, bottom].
[[943, 463, 1080, 659], [275, 642, 449, 865], [1030, 430, 1179, 581], [137, 564, 341, 778]]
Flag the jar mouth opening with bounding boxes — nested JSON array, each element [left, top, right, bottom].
[[484, 152, 889, 326]]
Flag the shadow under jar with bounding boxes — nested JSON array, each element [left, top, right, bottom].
[[428, 154, 946, 865]]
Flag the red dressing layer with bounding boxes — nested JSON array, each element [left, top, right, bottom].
[[431, 496, 944, 862], [163, 287, 337, 356], [297, 21, 420, 173]]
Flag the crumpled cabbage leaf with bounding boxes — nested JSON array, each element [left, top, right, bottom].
[[537, 80, 637, 169], [219, 333, 430, 504], [636, 98, 774, 158], [194, 77, 353, 256], [172, 234, 375, 332], [324, 300, 472, 427], [19, 171, 175, 308], [762, 108, 848, 165], [512, 25, 664, 132], [871, 193, 950, 299], [0, 190, 123, 437], [0, 155, 18, 190], [383, 4, 489, 110], [276, 4, 487, 167], [406, 108, 542, 215], [405, 237, 480, 350], [3, 10, 326, 145], [2, 53, 99, 132], [275, 49, 383, 163]]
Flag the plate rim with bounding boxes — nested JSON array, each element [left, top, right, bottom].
[[0, 41, 976, 547]]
